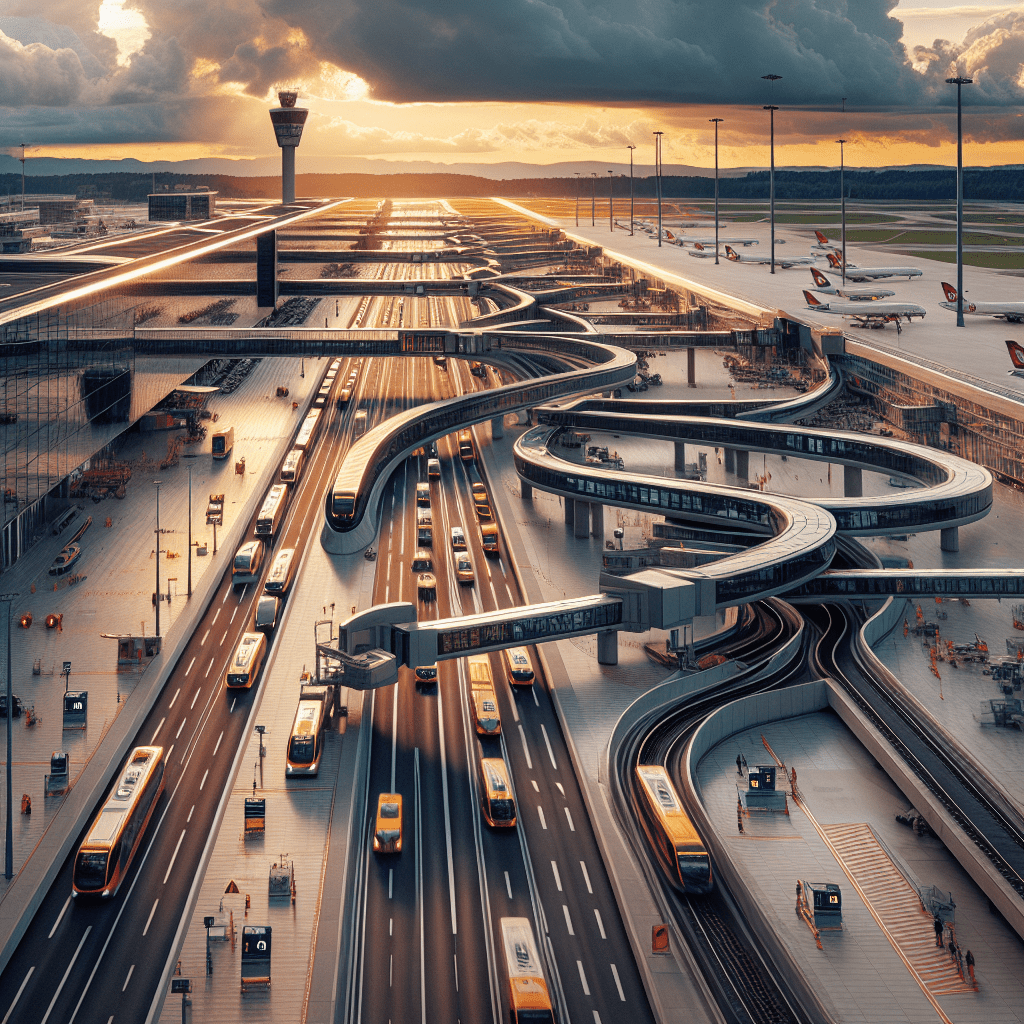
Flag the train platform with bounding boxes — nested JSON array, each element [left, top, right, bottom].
[[0, 355, 317, 929], [696, 709, 1024, 1023]]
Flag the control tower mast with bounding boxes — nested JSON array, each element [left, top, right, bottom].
[[269, 91, 308, 204]]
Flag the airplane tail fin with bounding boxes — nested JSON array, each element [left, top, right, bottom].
[[810, 267, 831, 287], [815, 230, 830, 246], [724, 245, 739, 261], [825, 252, 842, 269], [693, 241, 704, 251], [664, 230, 675, 241], [1005, 339, 1024, 370], [802, 290, 823, 306], [941, 282, 959, 303]]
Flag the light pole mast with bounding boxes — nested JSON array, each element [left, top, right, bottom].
[[154, 480, 162, 638], [837, 138, 847, 286], [946, 75, 973, 328], [608, 170, 614, 231], [19, 144, 28, 212], [627, 145, 635, 235], [2, 591, 19, 880], [653, 131, 664, 246], [709, 118, 723, 264], [590, 172, 597, 226], [574, 171, 580, 227], [762, 74, 782, 274]]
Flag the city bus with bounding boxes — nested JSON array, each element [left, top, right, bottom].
[[285, 688, 328, 776], [499, 918, 554, 1024], [72, 746, 166, 898], [503, 647, 535, 687], [280, 448, 304, 485], [468, 654, 500, 735], [458, 428, 475, 464], [373, 792, 403, 853], [255, 484, 288, 539], [264, 547, 296, 595], [211, 426, 234, 460], [224, 632, 267, 690], [232, 540, 264, 585], [353, 409, 367, 438], [479, 757, 516, 827], [294, 408, 322, 451]]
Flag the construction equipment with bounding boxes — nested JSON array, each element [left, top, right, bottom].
[[947, 635, 989, 663], [206, 494, 224, 526]]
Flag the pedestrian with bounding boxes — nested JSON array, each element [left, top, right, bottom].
[[933, 915, 943, 947], [795, 880, 803, 912], [736, 754, 743, 775], [966, 949, 975, 984], [948, 938, 957, 963]]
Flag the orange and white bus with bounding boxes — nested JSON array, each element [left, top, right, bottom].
[[285, 688, 328, 776], [72, 746, 166, 898], [499, 917, 554, 1024], [468, 654, 500, 735], [480, 757, 516, 828], [224, 632, 267, 690], [503, 647, 535, 687], [458, 428, 475, 464], [373, 793, 403, 853]]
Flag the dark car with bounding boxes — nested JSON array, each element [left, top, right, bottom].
[[254, 595, 280, 633], [0, 694, 23, 718]]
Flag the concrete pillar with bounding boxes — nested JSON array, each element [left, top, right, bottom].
[[491, 415, 504, 440], [735, 450, 749, 483], [256, 230, 278, 308], [724, 447, 735, 474], [564, 498, 574, 525], [590, 503, 604, 541], [281, 146, 296, 204], [941, 527, 959, 553], [574, 499, 590, 539], [521, 481, 533, 500], [843, 465, 863, 498], [674, 441, 686, 472], [687, 347, 696, 387], [597, 630, 619, 666]]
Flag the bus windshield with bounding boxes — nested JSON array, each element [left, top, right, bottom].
[[333, 495, 355, 515], [74, 851, 108, 889], [490, 799, 515, 822], [289, 736, 314, 763]]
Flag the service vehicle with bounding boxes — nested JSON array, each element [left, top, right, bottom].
[[471, 481, 492, 520], [411, 550, 433, 573], [205, 493, 224, 525], [414, 664, 437, 686], [417, 572, 437, 600], [211, 426, 234, 460], [451, 525, 467, 550], [455, 551, 475, 585], [427, 457, 441, 478], [480, 522, 500, 557], [415, 482, 430, 507], [417, 509, 433, 546], [458, 429, 475, 463], [373, 793, 403, 853]]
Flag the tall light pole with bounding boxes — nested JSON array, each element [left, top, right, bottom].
[[2, 591, 18, 880], [19, 144, 28, 212], [590, 172, 597, 226], [653, 131, 664, 246], [627, 145, 636, 235], [574, 171, 581, 227], [762, 74, 782, 274], [187, 465, 193, 599], [709, 118, 723, 264], [947, 75, 973, 328], [608, 170, 614, 231], [836, 138, 848, 286], [154, 480, 162, 638]]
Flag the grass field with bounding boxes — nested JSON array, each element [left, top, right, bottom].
[[772, 213, 902, 224], [844, 229, 1024, 245], [899, 250, 1024, 270], [842, 229, 909, 242]]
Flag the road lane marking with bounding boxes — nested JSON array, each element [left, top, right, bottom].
[[593, 1014, 603, 1023], [230, 606, 238, 623], [168, 687, 181, 709], [533, 687, 540, 707], [518, 724, 533, 769], [389, 954, 393, 987], [389, 868, 393, 899], [201, 629, 210, 646], [205, 657, 214, 677], [389, 918, 392, 936], [200, 769, 209, 790], [187, 805, 194, 823], [41, 926, 90, 1024], [610, 963, 625, 1000], [190, 689, 201, 709], [551, 861, 562, 891], [454, 953, 459, 991], [594, 908, 606, 939], [505, 871, 513, 898], [531, 780, 539, 792], [580, 861, 593, 893], [176, 718, 187, 739], [416, 747, 426, 1024], [229, 698, 237, 713], [213, 731, 223, 755], [564, 807, 575, 832], [221, 630, 228, 645], [2, 966, 34, 1024], [185, 657, 195, 676], [564, 905, 575, 936], [390, 689, 398, 793], [48, 896, 71, 938], [167, 745, 174, 761], [538, 806, 547, 830], [149, 717, 165, 744], [541, 724, 557, 770], [143, 900, 158, 935], [212, 608, 220, 625], [122, 964, 134, 991], [576, 959, 589, 994], [222, 589, 229, 604], [435, 680, 458, 935], [163, 830, 186, 884], [556, 782, 565, 796]]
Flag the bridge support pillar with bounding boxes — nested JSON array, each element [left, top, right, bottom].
[[591, 503, 604, 541], [724, 448, 735, 474], [491, 415, 504, 440], [843, 465, 863, 498], [521, 481, 533, 500], [574, 499, 590, 539], [941, 527, 959, 553], [564, 498, 575, 525], [674, 442, 686, 472], [256, 230, 278, 308], [735, 449, 749, 483], [597, 630, 619, 665], [687, 347, 696, 387]]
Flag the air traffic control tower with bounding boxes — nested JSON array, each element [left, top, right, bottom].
[[269, 90, 308, 204]]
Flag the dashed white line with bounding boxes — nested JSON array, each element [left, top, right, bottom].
[[594, 908, 606, 939], [48, 896, 71, 939], [551, 861, 562, 891], [200, 629, 210, 646], [610, 963, 626, 1000], [213, 731, 223, 755], [41, 926, 90, 1024], [168, 687, 181, 709], [538, 806, 547, 830], [533, 687, 540, 707], [229, 698, 237, 713], [2, 966, 34, 1024], [220, 630, 228, 645], [563, 905, 575, 936], [593, 1013, 603, 1024], [143, 899, 160, 936], [185, 657, 196, 677], [580, 860, 593, 893], [505, 871, 513, 899], [187, 805, 194, 823], [190, 689, 201, 709], [540, 724, 558, 770], [230, 606, 238, 623], [221, 589, 230, 604], [205, 657, 215, 677], [122, 964, 134, 991], [576, 959, 589, 995], [389, 868, 393, 899], [531, 780, 539, 792], [175, 718, 187, 739], [564, 807, 576, 832], [200, 769, 209, 790], [163, 831, 185, 884], [212, 608, 220, 625], [149, 717, 165, 744], [518, 724, 533, 769]]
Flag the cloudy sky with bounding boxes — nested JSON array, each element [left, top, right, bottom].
[[1, 0, 1022, 171]]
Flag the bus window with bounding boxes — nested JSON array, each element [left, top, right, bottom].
[[225, 633, 267, 689], [232, 541, 263, 585], [373, 793, 403, 853]]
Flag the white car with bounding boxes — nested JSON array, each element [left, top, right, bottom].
[[450, 526, 466, 550]]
